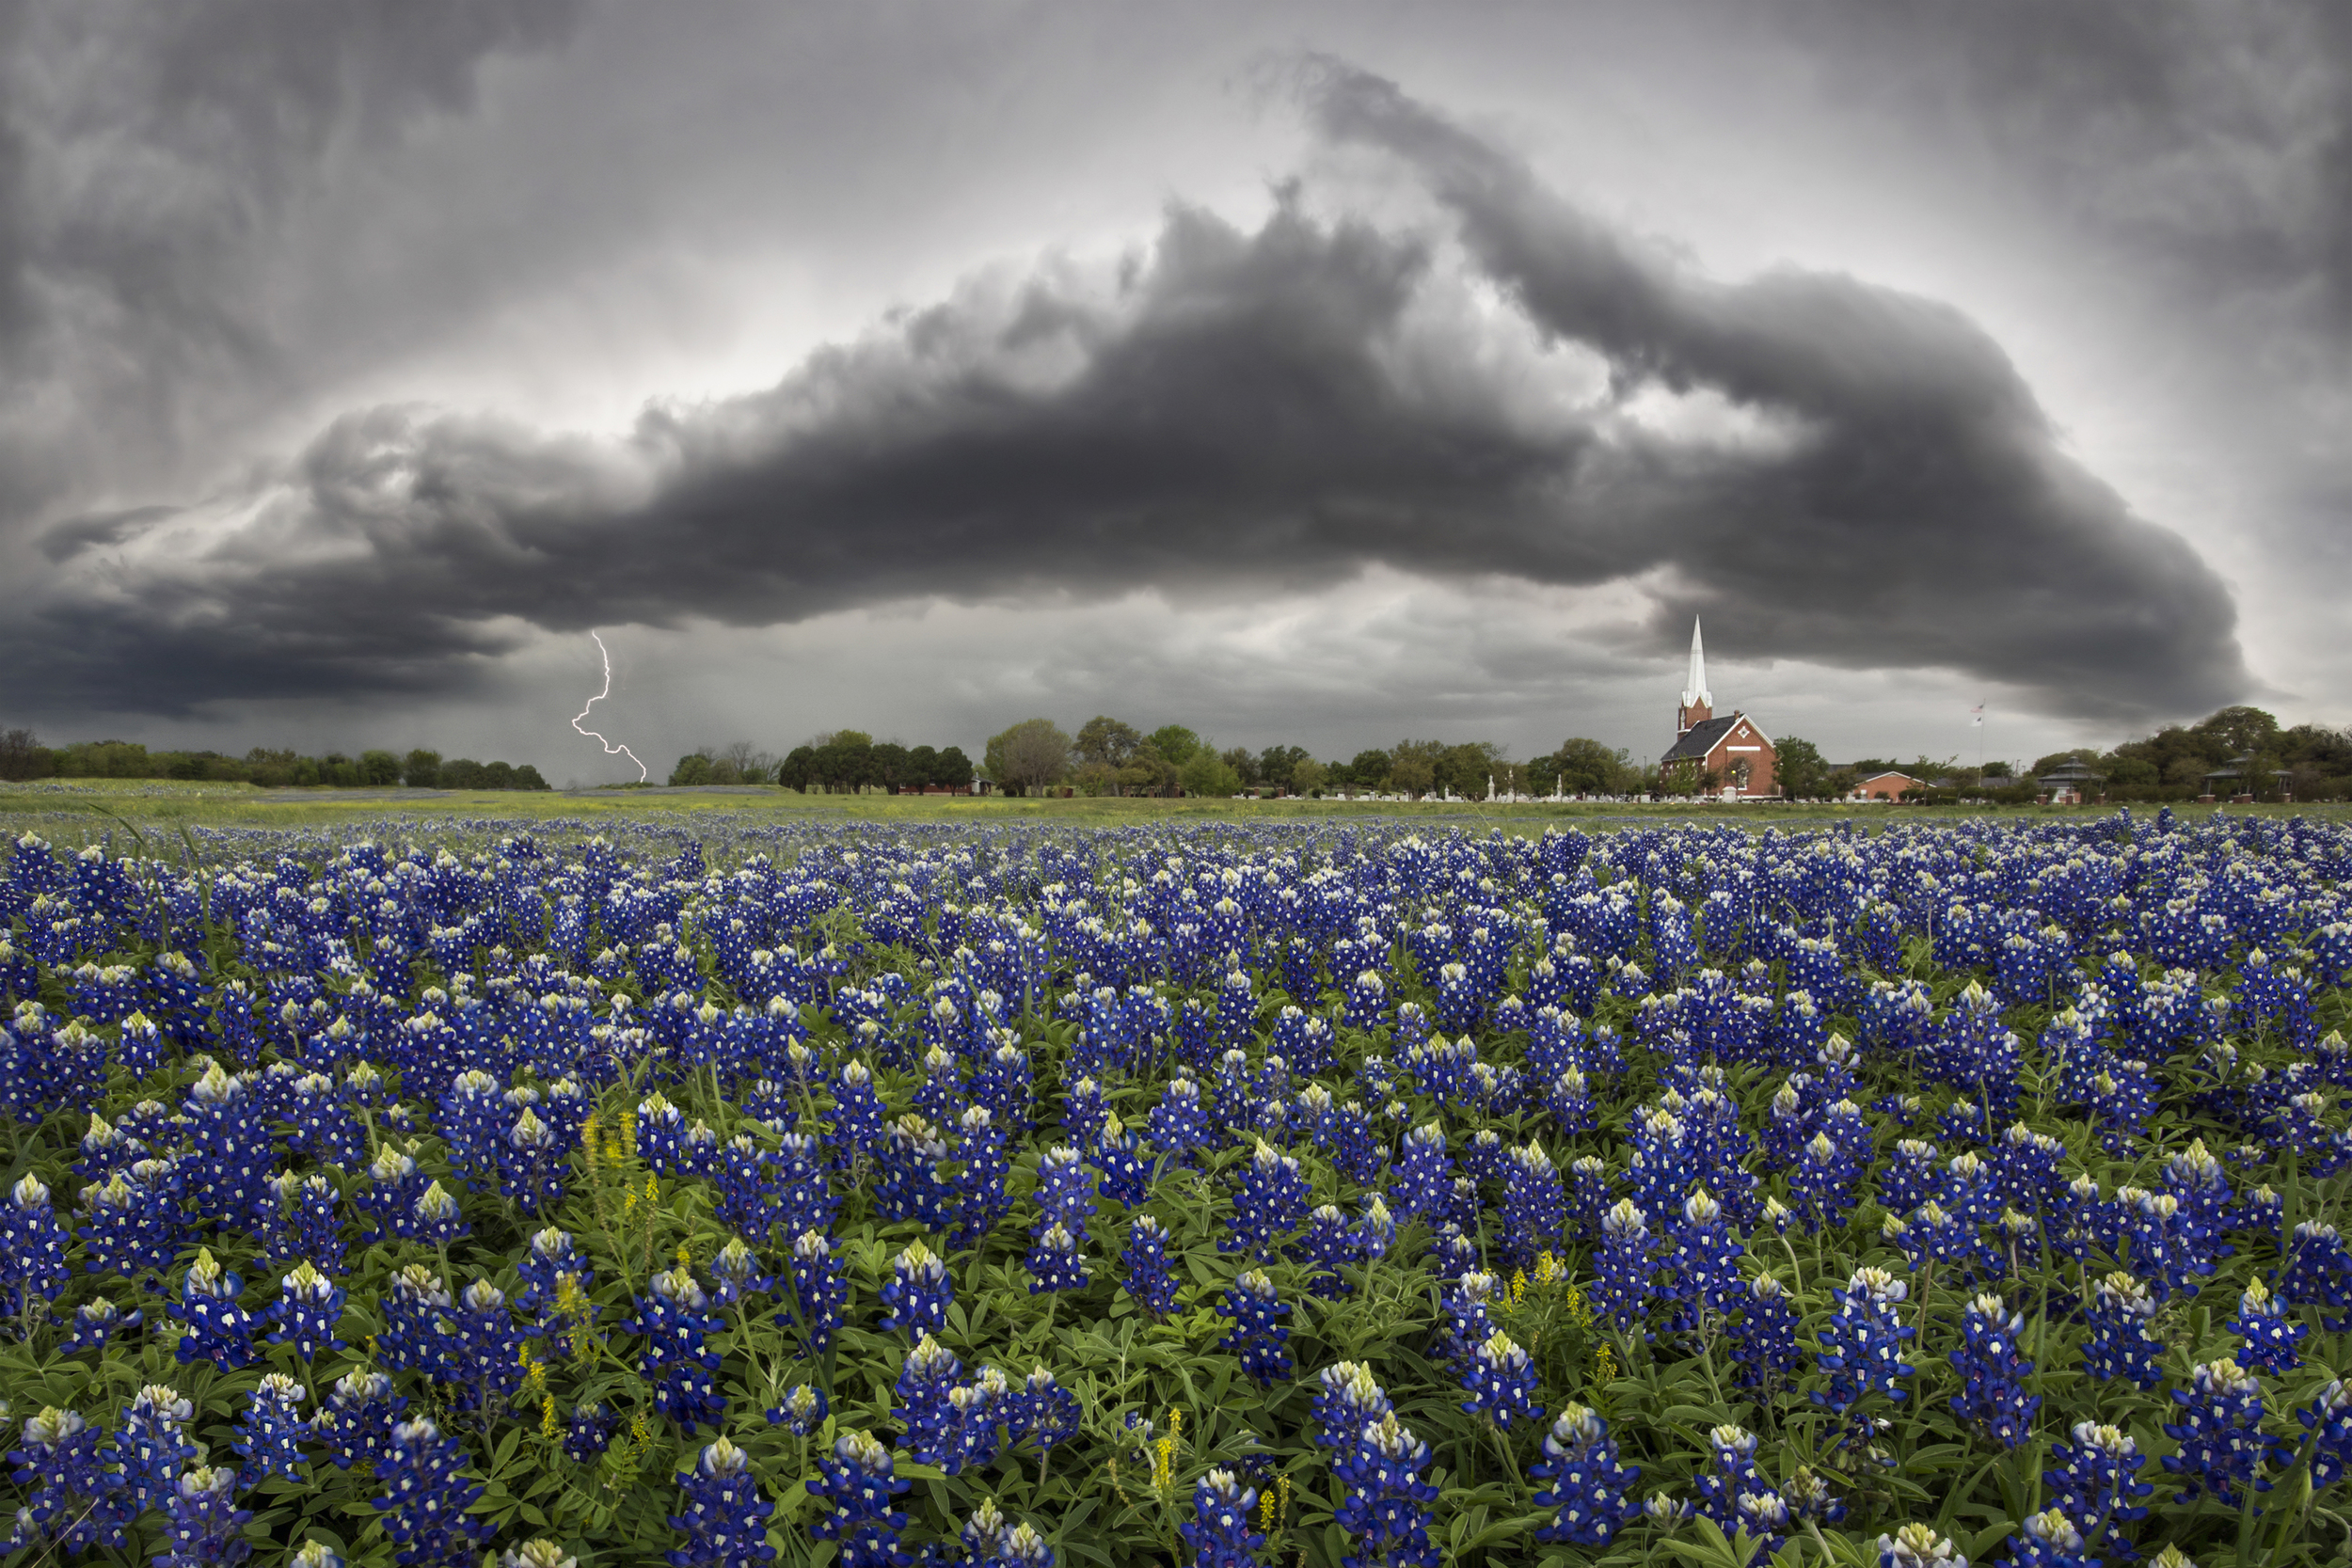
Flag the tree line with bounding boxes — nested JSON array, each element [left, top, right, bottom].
[[0, 732, 548, 790], [669, 735, 976, 792], [978, 717, 1658, 799]]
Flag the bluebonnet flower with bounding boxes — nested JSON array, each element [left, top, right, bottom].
[[1357, 1194, 1396, 1260], [59, 1295, 139, 1356], [2297, 1380, 2352, 1490], [1025, 1222, 1089, 1293], [498, 1107, 568, 1217], [564, 1402, 621, 1465], [1391, 1123, 1453, 1223], [766, 1384, 829, 1435], [828, 1060, 890, 1167], [183, 1060, 275, 1232], [278, 1172, 346, 1275], [1565, 1155, 1613, 1237], [1461, 1330, 1542, 1427], [2226, 1277, 2304, 1375], [2280, 1222, 2352, 1331], [1812, 1266, 1915, 1419], [1789, 1132, 1860, 1233], [173, 1247, 258, 1370], [269, 1260, 348, 1364], [445, 1279, 529, 1416], [1877, 1140, 1943, 1217], [77, 1165, 181, 1278], [230, 1372, 310, 1482], [1009, 1366, 1082, 1460], [668, 1435, 775, 1568], [1332, 1411, 1439, 1568], [410, 1180, 471, 1249], [2161, 1358, 2281, 1507], [1530, 1403, 1640, 1545], [896, 1333, 964, 1466], [881, 1241, 953, 1335], [1216, 1269, 1293, 1386], [516, 1227, 596, 1337], [372, 1417, 493, 1568], [1148, 1076, 1211, 1169], [120, 1388, 197, 1523], [1223, 1140, 1310, 1256], [1434, 1272, 1498, 1370], [378, 1265, 455, 1380], [356, 1148, 431, 1243], [942, 1368, 1009, 1475], [0, 1176, 69, 1322], [2003, 1509, 2092, 1568], [989, 1522, 1057, 1567], [1730, 1273, 1802, 1391], [1180, 1468, 1268, 1568], [1120, 1214, 1182, 1316], [501, 1544, 574, 1568], [2081, 1272, 2165, 1388], [1662, 1187, 1743, 1334], [156, 1465, 252, 1568], [318, 1370, 406, 1473], [1873, 1523, 1965, 1568], [2122, 1190, 2216, 1304], [1293, 1204, 1359, 1296], [1312, 1362, 1394, 1449], [1948, 1293, 2038, 1449], [1592, 1200, 1656, 1334], [627, 1267, 727, 1433], [875, 1114, 957, 1228], [1499, 1142, 1567, 1274], [6, 1405, 128, 1555], [954, 1106, 1013, 1248], [789, 1228, 848, 1355], [1094, 1112, 1151, 1206], [2043, 1421, 2153, 1558], [439, 1069, 505, 1188], [961, 1497, 1014, 1561], [710, 1237, 774, 1309], [1692, 1424, 1779, 1540]]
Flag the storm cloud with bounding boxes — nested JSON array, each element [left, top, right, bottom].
[[11, 56, 2249, 725]]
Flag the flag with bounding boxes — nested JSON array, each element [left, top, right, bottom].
[[1970, 704, 1985, 727]]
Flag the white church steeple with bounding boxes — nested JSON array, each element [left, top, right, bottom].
[[1677, 617, 1714, 734]]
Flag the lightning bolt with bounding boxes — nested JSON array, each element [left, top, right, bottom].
[[573, 630, 648, 782]]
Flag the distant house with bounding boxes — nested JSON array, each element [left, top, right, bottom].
[[1852, 770, 1922, 802], [2037, 758, 2103, 805], [1659, 620, 1778, 799]]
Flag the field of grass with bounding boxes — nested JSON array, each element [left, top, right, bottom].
[[3, 776, 2342, 854]]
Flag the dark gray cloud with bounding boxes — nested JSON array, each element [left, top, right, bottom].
[[0, 0, 582, 522], [13, 60, 2248, 724]]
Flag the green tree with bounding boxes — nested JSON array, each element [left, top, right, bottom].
[[1774, 737, 1831, 800], [1291, 756, 1329, 795], [814, 731, 876, 792], [871, 742, 915, 792], [1343, 749, 1391, 789], [1221, 746, 1261, 788], [1149, 725, 1202, 767], [776, 745, 818, 792], [0, 728, 45, 782], [438, 758, 486, 789], [1389, 739, 1443, 797], [516, 765, 550, 790], [1435, 741, 1499, 799], [2193, 705, 2280, 756], [483, 760, 518, 790], [1180, 748, 1243, 797], [933, 746, 975, 788], [403, 749, 443, 788], [358, 750, 402, 785], [1255, 744, 1309, 788], [671, 752, 716, 786], [1076, 717, 1144, 769], [985, 719, 1073, 796]]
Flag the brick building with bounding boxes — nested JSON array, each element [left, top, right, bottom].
[[1660, 619, 1779, 798]]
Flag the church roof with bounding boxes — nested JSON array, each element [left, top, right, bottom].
[[1662, 713, 1743, 763]]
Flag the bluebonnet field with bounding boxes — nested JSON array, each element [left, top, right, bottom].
[[1, 808, 2350, 1568]]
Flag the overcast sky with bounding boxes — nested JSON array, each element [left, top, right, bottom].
[[4, 0, 2346, 781]]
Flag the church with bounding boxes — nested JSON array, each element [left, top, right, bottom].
[[1660, 619, 1779, 798]]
